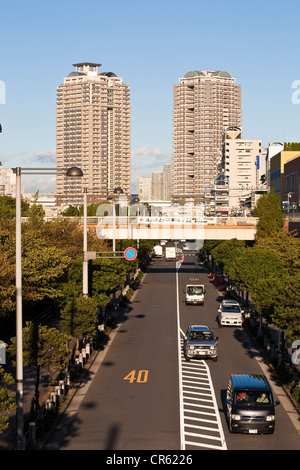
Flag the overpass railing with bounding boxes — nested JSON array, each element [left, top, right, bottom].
[[22, 216, 258, 226]]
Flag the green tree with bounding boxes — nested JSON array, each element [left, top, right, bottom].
[[255, 230, 300, 272], [61, 203, 100, 217], [254, 189, 283, 238], [21, 230, 71, 305], [91, 258, 130, 307], [60, 295, 98, 345], [0, 250, 16, 316], [26, 190, 45, 229], [8, 322, 70, 416], [61, 205, 81, 216], [211, 238, 245, 272], [253, 272, 300, 343], [0, 365, 16, 435], [228, 246, 287, 321], [0, 195, 30, 219]]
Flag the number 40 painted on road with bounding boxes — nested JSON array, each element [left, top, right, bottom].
[[123, 370, 149, 383]]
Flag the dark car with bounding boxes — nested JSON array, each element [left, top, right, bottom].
[[225, 374, 280, 434], [183, 325, 218, 362]]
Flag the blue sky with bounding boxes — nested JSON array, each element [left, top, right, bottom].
[[0, 0, 299, 193]]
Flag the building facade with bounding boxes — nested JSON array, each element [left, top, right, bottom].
[[223, 127, 262, 210], [0, 163, 19, 197], [284, 155, 300, 210], [162, 163, 174, 201], [151, 171, 164, 200], [270, 150, 300, 201], [56, 63, 131, 206], [137, 176, 152, 201], [172, 70, 242, 200]]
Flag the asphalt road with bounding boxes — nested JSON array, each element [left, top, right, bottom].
[[178, 252, 300, 450], [46, 250, 300, 451]]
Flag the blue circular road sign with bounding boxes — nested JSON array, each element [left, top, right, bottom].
[[124, 247, 138, 260]]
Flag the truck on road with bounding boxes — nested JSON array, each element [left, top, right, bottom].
[[153, 245, 163, 258], [184, 284, 205, 305], [165, 246, 176, 260]]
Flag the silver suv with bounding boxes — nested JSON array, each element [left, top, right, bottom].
[[183, 325, 218, 362], [217, 300, 244, 327]]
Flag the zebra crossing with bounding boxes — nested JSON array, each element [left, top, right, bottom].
[[180, 339, 227, 450]]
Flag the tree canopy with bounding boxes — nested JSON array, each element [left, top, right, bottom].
[[253, 189, 283, 238], [207, 192, 300, 342]]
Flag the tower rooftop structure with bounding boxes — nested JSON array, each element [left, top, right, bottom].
[[69, 63, 118, 78]]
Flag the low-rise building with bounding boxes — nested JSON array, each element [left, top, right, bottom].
[[284, 154, 300, 211], [270, 149, 300, 201]]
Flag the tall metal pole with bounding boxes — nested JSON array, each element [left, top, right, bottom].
[[113, 199, 116, 256], [13, 165, 83, 449], [83, 188, 88, 296], [15, 167, 24, 448]]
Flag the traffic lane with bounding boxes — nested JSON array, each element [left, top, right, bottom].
[[58, 259, 180, 450], [209, 327, 300, 450], [179, 255, 300, 450], [178, 254, 220, 336]]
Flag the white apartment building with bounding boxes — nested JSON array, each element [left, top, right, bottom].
[[147, 164, 174, 201], [137, 176, 152, 201], [223, 127, 262, 210], [56, 63, 131, 206], [151, 171, 164, 200], [173, 70, 242, 200], [163, 163, 174, 201], [0, 163, 20, 197]]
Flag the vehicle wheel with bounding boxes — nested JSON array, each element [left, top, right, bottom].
[[212, 356, 218, 362], [184, 355, 190, 362]]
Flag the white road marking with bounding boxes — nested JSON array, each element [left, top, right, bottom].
[[179, 341, 227, 450], [176, 264, 227, 450], [176, 266, 185, 449]]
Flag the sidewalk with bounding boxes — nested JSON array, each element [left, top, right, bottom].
[[0, 364, 54, 449], [0, 307, 128, 450]]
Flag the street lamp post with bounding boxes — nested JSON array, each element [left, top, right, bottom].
[[14, 166, 83, 448], [132, 196, 140, 250], [113, 187, 124, 255], [83, 188, 88, 297], [15, 168, 23, 448]]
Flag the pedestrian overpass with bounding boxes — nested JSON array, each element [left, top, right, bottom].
[[90, 216, 258, 241]]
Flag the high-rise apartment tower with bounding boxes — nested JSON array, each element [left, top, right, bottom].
[[172, 70, 242, 200], [56, 63, 131, 205]]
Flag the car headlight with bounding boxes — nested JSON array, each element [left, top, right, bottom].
[[231, 414, 241, 421], [210, 345, 217, 350], [188, 345, 194, 350], [266, 415, 275, 421]]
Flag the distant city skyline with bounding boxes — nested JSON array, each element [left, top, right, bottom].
[[0, 0, 299, 194]]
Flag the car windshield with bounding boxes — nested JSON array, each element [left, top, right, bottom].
[[222, 305, 241, 312], [188, 331, 213, 341], [233, 390, 273, 405], [187, 286, 203, 295]]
